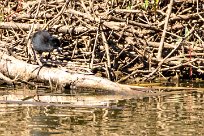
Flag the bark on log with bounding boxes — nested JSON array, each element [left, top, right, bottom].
[[0, 52, 151, 95]]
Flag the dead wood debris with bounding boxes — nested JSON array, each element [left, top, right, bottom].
[[0, 0, 204, 86]]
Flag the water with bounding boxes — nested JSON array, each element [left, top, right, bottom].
[[0, 82, 204, 136]]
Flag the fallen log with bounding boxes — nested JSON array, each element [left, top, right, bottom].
[[0, 52, 151, 95], [0, 22, 97, 34]]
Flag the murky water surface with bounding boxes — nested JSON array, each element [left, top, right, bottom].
[[0, 81, 204, 136]]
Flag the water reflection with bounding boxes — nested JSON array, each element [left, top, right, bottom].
[[0, 85, 203, 135]]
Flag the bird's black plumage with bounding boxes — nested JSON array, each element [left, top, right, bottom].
[[32, 30, 60, 54]]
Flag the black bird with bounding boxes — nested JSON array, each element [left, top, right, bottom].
[[32, 30, 61, 61]]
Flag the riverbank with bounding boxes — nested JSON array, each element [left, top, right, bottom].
[[0, 0, 203, 86]]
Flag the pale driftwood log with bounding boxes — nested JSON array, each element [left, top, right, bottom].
[[0, 52, 151, 95]]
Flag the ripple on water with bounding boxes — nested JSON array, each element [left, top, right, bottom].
[[0, 86, 203, 135]]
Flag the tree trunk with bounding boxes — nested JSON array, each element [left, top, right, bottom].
[[0, 52, 151, 95]]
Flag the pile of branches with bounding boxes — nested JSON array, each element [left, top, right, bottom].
[[0, 0, 204, 84]]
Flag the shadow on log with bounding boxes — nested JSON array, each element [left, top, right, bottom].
[[0, 52, 152, 95]]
